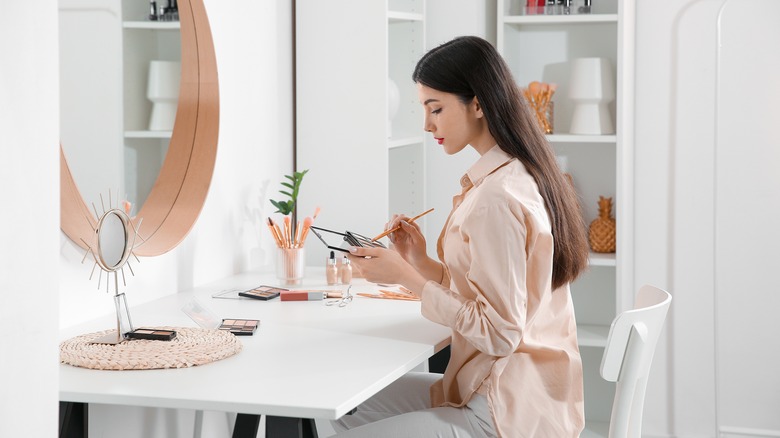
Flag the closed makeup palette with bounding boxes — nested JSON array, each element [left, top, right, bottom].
[[219, 319, 259, 336], [238, 285, 286, 300], [126, 328, 177, 341]]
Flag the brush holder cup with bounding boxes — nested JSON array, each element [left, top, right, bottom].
[[276, 248, 305, 286]]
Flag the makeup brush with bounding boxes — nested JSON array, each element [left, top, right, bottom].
[[298, 216, 313, 247], [294, 220, 302, 247], [267, 218, 283, 248], [313, 206, 321, 220], [283, 216, 292, 248], [528, 81, 542, 101], [371, 208, 434, 241]]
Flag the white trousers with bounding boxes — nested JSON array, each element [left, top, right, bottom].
[[331, 372, 497, 438]]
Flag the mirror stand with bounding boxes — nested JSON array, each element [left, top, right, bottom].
[[82, 192, 143, 345]]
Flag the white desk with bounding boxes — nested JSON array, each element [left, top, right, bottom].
[[59, 270, 451, 437]]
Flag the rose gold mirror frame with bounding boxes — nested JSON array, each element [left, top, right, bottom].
[[60, 0, 219, 257]]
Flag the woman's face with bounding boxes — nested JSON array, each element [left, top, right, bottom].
[[417, 83, 494, 155]]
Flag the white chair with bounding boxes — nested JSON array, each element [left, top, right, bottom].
[[593, 285, 672, 438]]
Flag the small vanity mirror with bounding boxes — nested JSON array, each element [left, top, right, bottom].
[[97, 210, 131, 271], [86, 199, 141, 345]]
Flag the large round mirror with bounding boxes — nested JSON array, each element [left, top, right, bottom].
[[59, 0, 218, 256]]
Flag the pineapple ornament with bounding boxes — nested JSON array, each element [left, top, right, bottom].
[[589, 196, 616, 253]]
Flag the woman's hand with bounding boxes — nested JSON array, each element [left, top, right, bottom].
[[385, 215, 427, 265], [347, 246, 427, 296]]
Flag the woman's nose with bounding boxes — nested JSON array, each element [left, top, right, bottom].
[[423, 116, 433, 132]]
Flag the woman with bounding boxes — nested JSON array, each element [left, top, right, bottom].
[[338, 36, 589, 438]]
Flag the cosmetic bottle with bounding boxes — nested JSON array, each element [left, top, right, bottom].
[[326, 251, 338, 285], [339, 256, 352, 285], [149, 0, 158, 20]]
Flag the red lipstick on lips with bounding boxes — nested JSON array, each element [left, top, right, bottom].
[[434, 137, 444, 145]]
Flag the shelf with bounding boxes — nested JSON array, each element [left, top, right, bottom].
[[577, 324, 609, 348], [387, 11, 424, 22], [503, 14, 617, 25], [123, 21, 180, 30], [125, 130, 172, 139], [388, 136, 423, 149], [588, 252, 616, 267], [547, 134, 617, 144]]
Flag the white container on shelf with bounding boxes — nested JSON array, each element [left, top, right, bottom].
[[146, 60, 180, 131], [568, 57, 615, 135]]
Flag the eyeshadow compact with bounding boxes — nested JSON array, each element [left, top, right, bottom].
[[126, 328, 177, 341], [238, 285, 287, 300], [219, 319, 259, 336]]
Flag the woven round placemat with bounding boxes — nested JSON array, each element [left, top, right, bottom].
[[60, 327, 242, 371]]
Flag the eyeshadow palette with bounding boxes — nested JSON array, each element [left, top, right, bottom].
[[238, 285, 286, 300], [219, 319, 259, 336], [126, 328, 177, 341]]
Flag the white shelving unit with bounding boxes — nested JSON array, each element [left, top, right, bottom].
[[387, 0, 426, 222], [497, 0, 634, 433], [120, 1, 181, 210]]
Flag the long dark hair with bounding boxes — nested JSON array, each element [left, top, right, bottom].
[[413, 36, 588, 289]]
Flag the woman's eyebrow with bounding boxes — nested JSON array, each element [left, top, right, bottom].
[[423, 98, 440, 105]]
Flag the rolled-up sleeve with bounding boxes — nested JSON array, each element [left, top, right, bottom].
[[422, 202, 528, 357]]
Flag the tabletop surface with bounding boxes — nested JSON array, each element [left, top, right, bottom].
[[59, 270, 451, 419]]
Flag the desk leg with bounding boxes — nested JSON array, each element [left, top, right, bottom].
[[428, 345, 451, 374], [232, 413, 261, 438], [266, 416, 318, 438], [59, 402, 87, 438]]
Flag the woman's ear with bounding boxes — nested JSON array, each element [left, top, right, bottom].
[[472, 97, 484, 119]]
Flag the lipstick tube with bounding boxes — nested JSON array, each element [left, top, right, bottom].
[[280, 290, 343, 301]]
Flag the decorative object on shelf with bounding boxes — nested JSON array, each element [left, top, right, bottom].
[[157, 0, 179, 21], [568, 57, 615, 135], [147, 60, 181, 131], [387, 77, 400, 138], [524, 0, 588, 15], [522, 81, 556, 134], [148, 0, 158, 21], [589, 196, 616, 253], [80, 191, 144, 344], [268, 170, 313, 284]]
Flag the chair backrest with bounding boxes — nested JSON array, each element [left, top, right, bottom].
[[600, 285, 672, 438]]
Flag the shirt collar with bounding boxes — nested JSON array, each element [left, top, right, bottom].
[[461, 145, 515, 188]]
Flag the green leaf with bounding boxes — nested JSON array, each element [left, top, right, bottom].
[[269, 169, 310, 216]]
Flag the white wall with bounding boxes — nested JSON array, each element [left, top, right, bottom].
[[635, 0, 780, 436], [422, 0, 496, 255], [56, 0, 294, 436], [0, 1, 60, 437]]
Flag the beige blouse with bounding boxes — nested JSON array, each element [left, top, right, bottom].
[[421, 145, 584, 437]]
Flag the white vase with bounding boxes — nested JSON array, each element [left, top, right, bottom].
[[568, 57, 615, 135], [147, 60, 181, 131]]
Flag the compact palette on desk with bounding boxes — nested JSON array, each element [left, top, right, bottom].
[[218, 319, 259, 336], [238, 285, 286, 300], [126, 328, 177, 341]]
